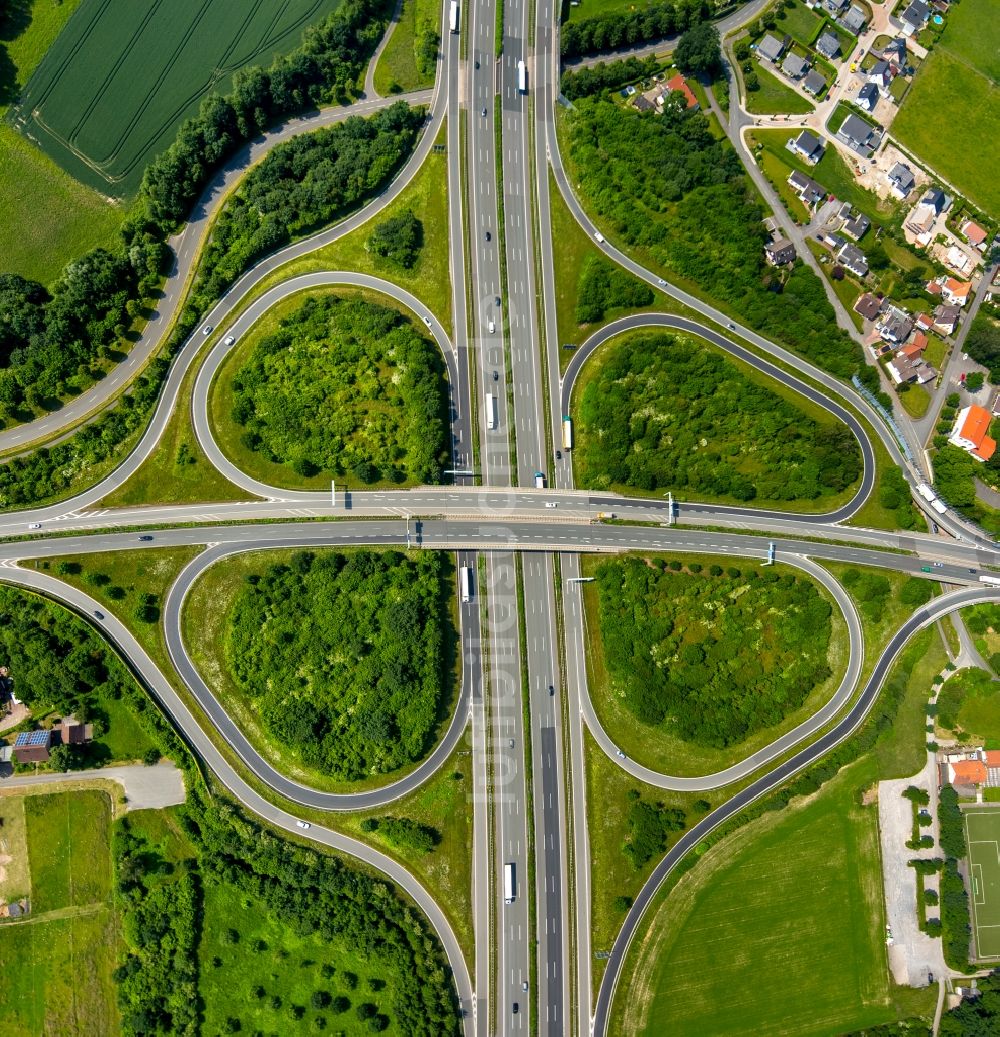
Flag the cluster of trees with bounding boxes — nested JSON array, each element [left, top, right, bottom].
[[940, 969, 1000, 1035], [673, 22, 722, 76], [226, 550, 451, 781], [140, 0, 389, 228], [114, 787, 460, 1036], [964, 604, 1000, 675], [622, 788, 687, 869], [414, 16, 439, 79], [964, 312, 1000, 380], [0, 236, 166, 416], [936, 667, 997, 738], [559, 56, 658, 101], [575, 255, 652, 324], [576, 333, 862, 502], [230, 295, 448, 484], [560, 0, 710, 60], [367, 209, 424, 269], [595, 557, 833, 747], [565, 97, 880, 392], [0, 585, 174, 764], [362, 816, 441, 854], [937, 785, 972, 969], [197, 103, 423, 297], [877, 465, 922, 531]]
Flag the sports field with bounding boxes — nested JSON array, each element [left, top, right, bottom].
[[11, 0, 344, 197], [965, 809, 1000, 959]]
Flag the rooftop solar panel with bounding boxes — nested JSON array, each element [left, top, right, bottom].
[[14, 730, 50, 747]]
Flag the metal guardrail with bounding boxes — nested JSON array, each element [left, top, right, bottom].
[[851, 373, 914, 464]]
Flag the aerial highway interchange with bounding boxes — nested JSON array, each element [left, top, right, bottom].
[[1, 1, 997, 1036]]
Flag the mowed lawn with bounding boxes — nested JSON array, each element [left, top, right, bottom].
[[0, 0, 124, 283], [12, 0, 345, 196], [935, 0, 999, 81], [891, 45, 999, 217], [624, 774, 890, 1036], [745, 62, 815, 116], [0, 789, 118, 1033]]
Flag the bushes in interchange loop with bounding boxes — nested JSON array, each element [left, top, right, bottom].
[[225, 550, 452, 781], [576, 333, 862, 502], [595, 557, 833, 747], [230, 295, 449, 484]]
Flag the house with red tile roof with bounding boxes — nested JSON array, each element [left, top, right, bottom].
[[663, 72, 699, 110], [962, 220, 987, 250], [942, 278, 973, 307], [949, 404, 997, 462], [950, 758, 988, 786]]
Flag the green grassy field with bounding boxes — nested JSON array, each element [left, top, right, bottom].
[[774, 1, 825, 46], [12, 0, 344, 196], [891, 48, 999, 218], [0, 789, 118, 1033], [966, 809, 1000, 959], [745, 62, 815, 116], [373, 0, 439, 94], [565, 0, 654, 23], [934, 0, 999, 81], [936, 666, 1000, 743], [0, 0, 124, 283], [0, 794, 30, 901], [623, 767, 890, 1036]]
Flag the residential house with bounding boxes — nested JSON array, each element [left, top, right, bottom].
[[941, 277, 973, 307], [787, 169, 824, 204], [934, 303, 961, 335], [782, 52, 809, 79], [962, 220, 988, 251], [840, 203, 870, 240], [803, 70, 826, 96], [878, 307, 914, 343], [883, 38, 908, 64], [854, 292, 884, 321], [765, 238, 797, 266], [55, 715, 93, 746], [837, 242, 869, 277], [949, 404, 996, 462], [887, 162, 915, 199], [815, 31, 841, 59], [633, 94, 655, 113], [837, 113, 878, 156], [869, 59, 893, 96], [787, 129, 824, 164], [662, 72, 699, 110], [900, 333, 928, 360], [756, 34, 786, 63], [914, 311, 935, 333], [856, 83, 879, 111], [824, 0, 850, 14], [840, 4, 867, 34], [899, 0, 930, 37], [946, 245, 972, 274], [13, 729, 52, 764], [906, 187, 949, 240], [887, 353, 934, 384], [940, 749, 1000, 790]]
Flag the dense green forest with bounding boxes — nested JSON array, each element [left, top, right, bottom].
[[576, 333, 862, 502], [575, 255, 653, 325], [115, 789, 459, 1035], [230, 294, 448, 484], [197, 103, 424, 297], [0, 585, 172, 765], [225, 550, 452, 781], [560, 0, 709, 60], [564, 98, 874, 386], [594, 557, 833, 746]]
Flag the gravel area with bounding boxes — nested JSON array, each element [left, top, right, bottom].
[[0, 762, 186, 810], [878, 753, 946, 987]]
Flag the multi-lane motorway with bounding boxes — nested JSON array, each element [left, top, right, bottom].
[[2, 4, 998, 1037]]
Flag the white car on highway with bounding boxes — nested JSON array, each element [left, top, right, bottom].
[[223, 335, 235, 346], [296, 820, 311, 830], [202, 325, 213, 335]]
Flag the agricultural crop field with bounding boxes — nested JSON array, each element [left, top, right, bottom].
[[890, 0, 999, 218], [966, 809, 1000, 959], [0, 789, 118, 1033], [11, 0, 345, 197]]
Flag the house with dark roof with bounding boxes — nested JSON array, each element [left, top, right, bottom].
[[884, 38, 908, 64], [782, 52, 809, 79], [837, 242, 869, 278], [840, 4, 867, 34], [815, 32, 841, 60], [841, 206, 871, 241], [887, 162, 915, 198], [633, 94, 655, 112], [856, 83, 879, 111], [934, 303, 961, 335], [887, 353, 933, 385], [825, 0, 850, 13], [756, 34, 786, 63], [899, 0, 930, 36], [803, 70, 826, 96], [765, 238, 797, 266], [787, 169, 824, 205], [869, 59, 894, 96], [13, 729, 52, 764], [854, 292, 884, 321], [787, 129, 824, 164], [837, 113, 878, 155], [877, 307, 914, 343]]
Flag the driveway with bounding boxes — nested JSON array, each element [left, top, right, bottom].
[[0, 762, 186, 811]]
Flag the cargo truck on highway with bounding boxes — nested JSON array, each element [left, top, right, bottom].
[[916, 483, 947, 515], [562, 416, 573, 451], [534, 471, 545, 489], [486, 392, 498, 430], [461, 565, 473, 602], [504, 862, 516, 903], [450, 1, 459, 32], [517, 60, 527, 93]]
